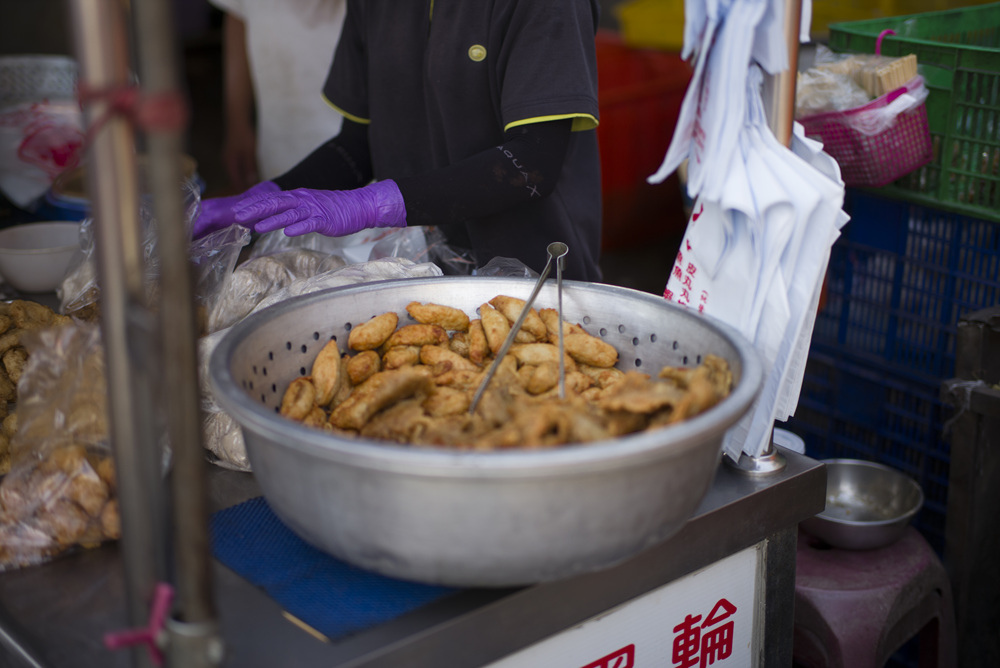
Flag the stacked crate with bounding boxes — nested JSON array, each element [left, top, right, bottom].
[[787, 5, 1000, 557]]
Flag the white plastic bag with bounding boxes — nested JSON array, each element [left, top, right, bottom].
[[0, 101, 83, 208]]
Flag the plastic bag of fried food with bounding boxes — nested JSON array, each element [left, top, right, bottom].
[[0, 300, 74, 474], [0, 319, 118, 572], [277, 294, 734, 449]]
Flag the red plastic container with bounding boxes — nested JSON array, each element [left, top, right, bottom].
[[596, 31, 692, 251]]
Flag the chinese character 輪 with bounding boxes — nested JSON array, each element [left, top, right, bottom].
[[671, 598, 737, 667]]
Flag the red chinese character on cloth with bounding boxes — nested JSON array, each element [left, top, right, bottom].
[[664, 287, 674, 301], [685, 239, 693, 252], [698, 304, 705, 313], [679, 288, 691, 305], [686, 263, 697, 277], [676, 250, 684, 265], [673, 265, 684, 281], [580, 644, 635, 668], [681, 274, 693, 290], [700, 290, 709, 303], [671, 598, 738, 668]]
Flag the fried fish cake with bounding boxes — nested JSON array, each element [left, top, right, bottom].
[[422, 386, 470, 417], [509, 342, 575, 370], [419, 345, 480, 374], [538, 308, 587, 343], [405, 302, 470, 332], [311, 339, 344, 406], [348, 312, 398, 351], [564, 332, 618, 368], [329, 367, 433, 431], [347, 349, 381, 385], [468, 319, 489, 365], [489, 295, 547, 340], [383, 324, 449, 349], [578, 364, 626, 389], [382, 345, 421, 369], [280, 376, 317, 421], [478, 303, 510, 356]]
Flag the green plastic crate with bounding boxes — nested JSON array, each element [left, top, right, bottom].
[[829, 3, 1000, 222]]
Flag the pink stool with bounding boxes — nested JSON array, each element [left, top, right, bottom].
[[793, 526, 956, 668]]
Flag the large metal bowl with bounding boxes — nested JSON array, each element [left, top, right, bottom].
[[801, 459, 924, 550], [209, 277, 762, 586]]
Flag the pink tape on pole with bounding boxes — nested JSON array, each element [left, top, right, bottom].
[[103, 582, 175, 666]]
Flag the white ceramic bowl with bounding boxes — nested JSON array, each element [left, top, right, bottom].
[[0, 221, 82, 293]]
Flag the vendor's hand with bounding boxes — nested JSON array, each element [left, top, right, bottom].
[[234, 180, 407, 238], [192, 180, 280, 240]]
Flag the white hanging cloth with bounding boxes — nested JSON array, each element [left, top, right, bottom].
[[656, 0, 849, 460]]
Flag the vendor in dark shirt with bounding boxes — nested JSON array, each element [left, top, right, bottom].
[[195, 0, 603, 282]]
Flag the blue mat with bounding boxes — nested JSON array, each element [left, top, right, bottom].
[[210, 496, 456, 641]]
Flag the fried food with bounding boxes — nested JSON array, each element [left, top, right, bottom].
[[383, 345, 421, 369], [383, 324, 449, 350], [302, 406, 329, 429], [563, 332, 618, 368], [524, 362, 559, 395], [489, 295, 547, 341], [348, 312, 398, 351], [311, 339, 344, 407], [280, 377, 317, 420], [538, 308, 587, 343], [2, 348, 27, 385], [578, 364, 626, 389], [478, 303, 510, 356], [406, 302, 470, 332], [277, 293, 734, 451], [419, 345, 480, 374], [449, 331, 470, 357], [423, 386, 470, 417], [347, 350, 381, 385], [468, 319, 489, 364], [509, 342, 575, 370], [329, 367, 433, 431]]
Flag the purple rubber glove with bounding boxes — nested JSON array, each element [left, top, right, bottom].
[[233, 180, 407, 237], [192, 180, 280, 240]]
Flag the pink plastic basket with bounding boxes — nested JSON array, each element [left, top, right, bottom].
[[798, 76, 933, 188], [798, 30, 933, 188]]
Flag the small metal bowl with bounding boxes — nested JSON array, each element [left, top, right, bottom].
[[801, 459, 924, 550]]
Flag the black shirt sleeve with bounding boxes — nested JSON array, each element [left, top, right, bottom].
[[273, 117, 573, 228], [272, 118, 373, 191], [395, 119, 572, 227]]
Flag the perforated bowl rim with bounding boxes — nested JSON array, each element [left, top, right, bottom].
[[209, 276, 764, 474]]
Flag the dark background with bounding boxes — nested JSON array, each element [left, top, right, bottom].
[[0, 0, 679, 294]]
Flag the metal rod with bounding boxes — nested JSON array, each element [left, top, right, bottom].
[[66, 1, 166, 666], [555, 250, 566, 400], [127, 0, 222, 663], [469, 242, 569, 414], [733, 0, 802, 474]]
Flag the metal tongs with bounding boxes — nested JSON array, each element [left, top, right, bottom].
[[469, 242, 569, 414]]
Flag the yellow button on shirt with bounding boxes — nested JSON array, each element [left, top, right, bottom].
[[468, 44, 487, 62]]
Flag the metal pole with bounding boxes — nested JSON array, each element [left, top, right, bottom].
[[66, 1, 167, 667], [762, 0, 803, 148], [127, 0, 223, 665], [729, 0, 802, 476]]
